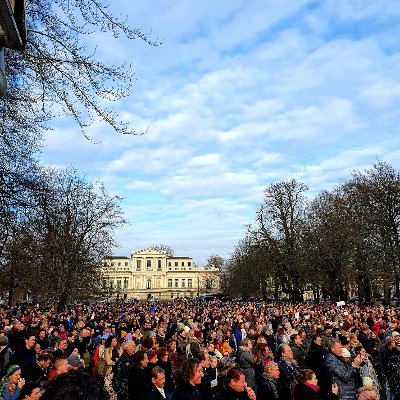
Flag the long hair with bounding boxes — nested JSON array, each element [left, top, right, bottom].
[[174, 358, 201, 385]]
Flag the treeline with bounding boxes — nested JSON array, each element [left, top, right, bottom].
[[224, 160, 400, 303], [0, 158, 124, 310]]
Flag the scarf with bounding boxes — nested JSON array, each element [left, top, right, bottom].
[[304, 381, 320, 392]]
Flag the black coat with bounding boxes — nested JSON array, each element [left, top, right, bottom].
[[113, 353, 134, 400], [278, 360, 298, 400], [144, 384, 167, 400], [171, 382, 203, 400], [214, 381, 251, 400], [128, 366, 150, 400], [256, 376, 279, 400]]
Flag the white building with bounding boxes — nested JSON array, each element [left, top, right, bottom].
[[102, 248, 221, 300]]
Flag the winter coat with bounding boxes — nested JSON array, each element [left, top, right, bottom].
[[277, 360, 298, 400], [112, 353, 134, 400], [257, 375, 279, 400], [324, 353, 359, 400], [239, 348, 255, 388]]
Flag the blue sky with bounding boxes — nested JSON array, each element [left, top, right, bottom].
[[40, 0, 400, 264]]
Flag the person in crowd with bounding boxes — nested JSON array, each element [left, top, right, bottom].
[[324, 339, 363, 400], [41, 370, 107, 400], [113, 340, 136, 400], [172, 358, 204, 400], [0, 365, 25, 400], [156, 347, 175, 395], [53, 339, 68, 359], [256, 361, 280, 400], [277, 344, 298, 400], [293, 368, 339, 400], [290, 333, 306, 369], [20, 381, 42, 400], [238, 338, 255, 388], [213, 367, 256, 400], [0, 336, 13, 379], [357, 377, 379, 400], [14, 333, 36, 377], [103, 335, 122, 400], [24, 352, 52, 384], [144, 366, 168, 400], [48, 357, 69, 381], [128, 349, 150, 400], [252, 342, 272, 386]]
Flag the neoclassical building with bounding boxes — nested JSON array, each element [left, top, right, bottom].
[[102, 248, 221, 300]]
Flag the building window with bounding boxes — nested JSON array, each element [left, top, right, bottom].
[[188, 279, 192, 288], [116, 280, 121, 289], [123, 278, 128, 289], [182, 279, 185, 288], [175, 262, 178, 267], [168, 261, 171, 266], [157, 260, 162, 270], [147, 279, 152, 289], [125, 261, 128, 266], [109, 281, 114, 289], [147, 260, 152, 270], [181, 262, 184, 266], [136, 260, 141, 270], [171, 293, 174, 299], [168, 279, 172, 288], [174, 279, 179, 288], [188, 262, 191, 266], [118, 261, 121, 266], [111, 262, 114, 266]]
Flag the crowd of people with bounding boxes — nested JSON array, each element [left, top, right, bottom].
[[0, 298, 399, 400]]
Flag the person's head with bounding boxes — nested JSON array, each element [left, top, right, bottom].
[[105, 336, 117, 349], [146, 350, 158, 365], [279, 344, 293, 361], [167, 339, 176, 352], [265, 361, 280, 380], [341, 347, 352, 362], [297, 369, 317, 385], [20, 382, 42, 400], [329, 339, 343, 357], [38, 330, 46, 340], [210, 356, 218, 369], [58, 339, 68, 350], [25, 334, 36, 349], [151, 366, 165, 389], [241, 338, 252, 350], [312, 335, 322, 346], [37, 353, 52, 369], [6, 365, 21, 384], [53, 358, 69, 375], [157, 347, 168, 362], [175, 358, 203, 386], [198, 350, 211, 368], [121, 340, 136, 356], [134, 350, 149, 369], [40, 370, 107, 400], [291, 333, 302, 346], [226, 368, 247, 392]]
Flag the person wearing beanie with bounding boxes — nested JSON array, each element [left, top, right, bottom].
[[0, 365, 25, 400], [357, 377, 379, 400]]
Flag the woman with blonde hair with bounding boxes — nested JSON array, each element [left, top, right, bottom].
[[252, 342, 272, 385]]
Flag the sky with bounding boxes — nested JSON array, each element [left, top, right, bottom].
[[39, 0, 400, 265]]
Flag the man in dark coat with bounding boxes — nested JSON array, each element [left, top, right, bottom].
[[113, 340, 136, 400], [278, 344, 298, 400], [214, 368, 256, 400], [144, 366, 167, 400]]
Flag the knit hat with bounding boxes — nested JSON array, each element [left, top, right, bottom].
[[357, 377, 378, 400], [341, 348, 351, 358], [67, 354, 81, 367], [6, 365, 20, 377]]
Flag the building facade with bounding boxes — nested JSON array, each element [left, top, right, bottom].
[[102, 248, 221, 300]]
